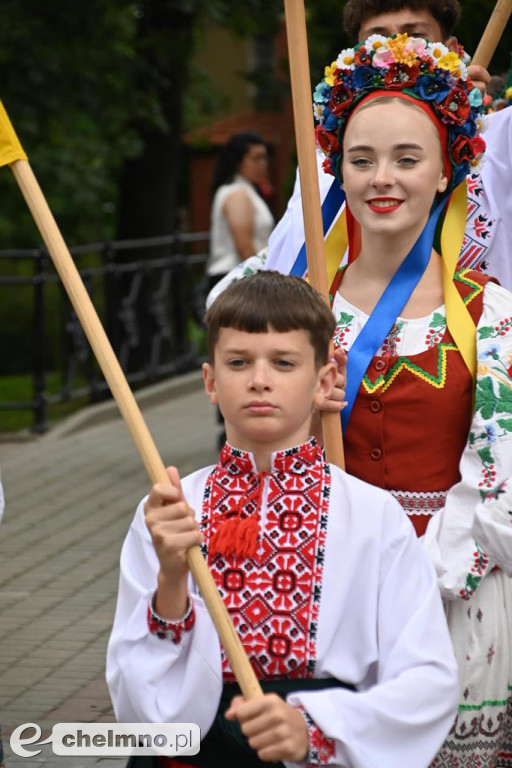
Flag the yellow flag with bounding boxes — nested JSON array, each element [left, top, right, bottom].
[[0, 100, 27, 166]]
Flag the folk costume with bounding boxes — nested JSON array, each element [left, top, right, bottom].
[[107, 438, 459, 768], [311, 34, 512, 768]]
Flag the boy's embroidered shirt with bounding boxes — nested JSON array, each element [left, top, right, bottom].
[[200, 438, 331, 681]]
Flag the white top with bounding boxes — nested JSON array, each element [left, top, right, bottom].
[[107, 459, 458, 768], [207, 175, 274, 277]]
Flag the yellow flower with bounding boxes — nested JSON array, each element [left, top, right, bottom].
[[324, 61, 338, 86], [386, 33, 417, 66], [505, 86, 512, 100], [437, 51, 462, 73]]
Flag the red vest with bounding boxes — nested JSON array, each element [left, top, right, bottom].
[[343, 270, 494, 536]]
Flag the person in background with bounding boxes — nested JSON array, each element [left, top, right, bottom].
[[206, 132, 274, 295]]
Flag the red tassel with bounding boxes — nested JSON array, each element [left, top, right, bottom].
[[210, 515, 259, 559]]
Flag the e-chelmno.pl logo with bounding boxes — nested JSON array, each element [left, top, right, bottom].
[[10, 722, 200, 758]]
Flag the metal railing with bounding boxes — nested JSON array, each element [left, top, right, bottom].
[[0, 232, 210, 432]]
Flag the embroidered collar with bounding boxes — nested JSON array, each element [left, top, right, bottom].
[[210, 438, 327, 560], [218, 437, 326, 477]]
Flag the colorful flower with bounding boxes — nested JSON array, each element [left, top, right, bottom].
[[354, 45, 371, 66], [372, 47, 394, 69], [386, 32, 423, 65], [437, 51, 462, 73], [385, 62, 421, 89], [415, 74, 451, 102], [336, 48, 355, 71], [425, 42, 450, 64], [329, 83, 354, 115], [315, 124, 339, 156], [365, 34, 388, 52], [352, 65, 377, 90], [313, 102, 324, 121], [324, 61, 339, 86], [438, 87, 470, 125], [313, 81, 330, 104]]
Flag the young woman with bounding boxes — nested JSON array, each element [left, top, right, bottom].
[[206, 132, 274, 294], [313, 34, 512, 767]]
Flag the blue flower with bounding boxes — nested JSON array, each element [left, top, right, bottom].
[[314, 82, 330, 104], [415, 74, 451, 102], [485, 423, 497, 443], [322, 107, 338, 132], [469, 87, 483, 107], [483, 346, 500, 359], [352, 66, 375, 90]]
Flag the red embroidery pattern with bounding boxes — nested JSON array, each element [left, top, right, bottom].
[[459, 173, 496, 272], [298, 705, 336, 765], [201, 439, 331, 681]]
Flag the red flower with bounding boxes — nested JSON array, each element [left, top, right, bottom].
[[384, 62, 421, 89], [507, 363, 512, 378], [438, 87, 470, 125], [451, 134, 486, 165], [329, 83, 354, 116], [354, 46, 370, 66], [451, 135, 475, 164], [322, 156, 335, 176], [315, 124, 339, 156]]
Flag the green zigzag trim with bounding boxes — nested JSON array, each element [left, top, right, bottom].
[[454, 268, 484, 306], [362, 343, 458, 393]]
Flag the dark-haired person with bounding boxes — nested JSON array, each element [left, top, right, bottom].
[[206, 132, 274, 295]]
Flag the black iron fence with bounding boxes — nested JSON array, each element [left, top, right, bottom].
[[0, 232, 210, 433]]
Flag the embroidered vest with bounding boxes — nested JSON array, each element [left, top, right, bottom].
[[200, 439, 331, 680], [343, 269, 495, 536]]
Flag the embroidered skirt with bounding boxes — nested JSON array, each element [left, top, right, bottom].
[[431, 570, 512, 767]]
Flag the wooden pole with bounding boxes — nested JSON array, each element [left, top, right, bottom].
[[472, 0, 512, 68], [283, 0, 345, 470], [9, 158, 263, 700]]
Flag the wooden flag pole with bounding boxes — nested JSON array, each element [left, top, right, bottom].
[[9, 157, 263, 701], [472, 0, 512, 68], [283, 0, 345, 470]]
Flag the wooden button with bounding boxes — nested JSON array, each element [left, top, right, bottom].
[[374, 360, 386, 371], [370, 400, 382, 413], [370, 448, 382, 460]]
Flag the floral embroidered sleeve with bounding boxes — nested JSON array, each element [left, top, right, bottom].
[[296, 706, 336, 766], [423, 281, 512, 599], [472, 477, 512, 573], [147, 594, 195, 644]]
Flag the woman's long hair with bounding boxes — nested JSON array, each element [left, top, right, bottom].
[[211, 132, 266, 198]]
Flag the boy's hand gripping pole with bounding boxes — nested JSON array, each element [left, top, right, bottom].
[[0, 100, 263, 700], [283, 0, 345, 470]]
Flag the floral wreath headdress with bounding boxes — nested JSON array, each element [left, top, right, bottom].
[[313, 33, 486, 191], [312, 34, 486, 428]]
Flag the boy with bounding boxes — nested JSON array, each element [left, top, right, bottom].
[[107, 271, 459, 767]]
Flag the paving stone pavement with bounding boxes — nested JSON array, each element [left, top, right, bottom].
[[0, 372, 219, 766]]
